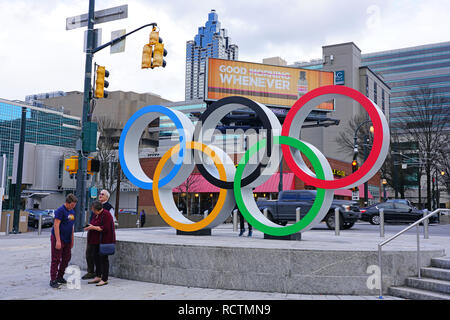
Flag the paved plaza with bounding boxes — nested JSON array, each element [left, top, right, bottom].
[[3, 222, 450, 300]]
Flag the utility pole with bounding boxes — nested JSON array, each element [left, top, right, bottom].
[[67, 1, 162, 231], [74, 0, 95, 232]]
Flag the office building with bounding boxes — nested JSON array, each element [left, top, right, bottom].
[[361, 41, 450, 133], [0, 98, 81, 209], [185, 9, 239, 101]]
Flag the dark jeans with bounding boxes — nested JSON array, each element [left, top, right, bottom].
[[85, 243, 96, 274], [91, 244, 109, 282], [50, 235, 72, 281], [238, 212, 252, 231]]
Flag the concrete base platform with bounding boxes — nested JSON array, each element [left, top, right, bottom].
[[72, 225, 448, 295]]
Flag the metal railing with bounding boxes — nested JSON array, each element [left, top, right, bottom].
[[377, 208, 450, 298]]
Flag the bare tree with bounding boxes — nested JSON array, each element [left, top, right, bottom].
[[94, 116, 122, 193], [397, 86, 450, 210]]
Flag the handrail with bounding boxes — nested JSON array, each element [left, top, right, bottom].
[[377, 208, 450, 298]]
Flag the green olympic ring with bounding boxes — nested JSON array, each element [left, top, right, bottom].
[[234, 135, 329, 236]]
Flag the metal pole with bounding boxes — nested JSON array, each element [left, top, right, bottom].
[[5, 213, 10, 236], [378, 244, 383, 298], [423, 209, 429, 239], [363, 135, 369, 207], [233, 209, 238, 232], [416, 224, 421, 278], [13, 106, 27, 234], [379, 208, 385, 238], [263, 208, 268, 219], [334, 207, 340, 236], [75, 0, 95, 232], [296, 207, 301, 223], [38, 214, 43, 235]]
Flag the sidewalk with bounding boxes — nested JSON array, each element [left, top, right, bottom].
[[0, 231, 402, 300]]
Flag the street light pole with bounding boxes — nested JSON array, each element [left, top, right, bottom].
[[353, 119, 373, 206], [74, 0, 95, 232], [72, 0, 158, 232]]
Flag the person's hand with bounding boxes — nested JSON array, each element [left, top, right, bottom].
[[84, 224, 93, 231], [55, 240, 62, 250]]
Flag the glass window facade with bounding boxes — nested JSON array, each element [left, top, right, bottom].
[[362, 41, 450, 132], [185, 10, 238, 101], [0, 99, 80, 203]]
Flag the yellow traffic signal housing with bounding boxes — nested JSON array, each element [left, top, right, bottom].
[[152, 42, 164, 68], [87, 158, 100, 175], [64, 156, 78, 175], [149, 28, 159, 45], [142, 44, 152, 69], [94, 65, 109, 98]]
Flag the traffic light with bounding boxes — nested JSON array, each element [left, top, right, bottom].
[[87, 158, 100, 175], [351, 160, 359, 193], [64, 156, 79, 178], [352, 160, 358, 173], [142, 44, 152, 68], [152, 42, 167, 68], [142, 27, 167, 69], [94, 65, 109, 98]]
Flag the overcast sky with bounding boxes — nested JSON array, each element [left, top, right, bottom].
[[1, 0, 450, 103]]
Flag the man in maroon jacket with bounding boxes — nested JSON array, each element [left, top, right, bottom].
[[84, 200, 116, 286]]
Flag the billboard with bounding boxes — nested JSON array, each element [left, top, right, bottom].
[[206, 58, 334, 111]]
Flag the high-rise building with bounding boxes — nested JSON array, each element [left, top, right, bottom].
[[185, 9, 238, 101], [361, 41, 450, 133]]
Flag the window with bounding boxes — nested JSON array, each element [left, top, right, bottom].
[[378, 202, 394, 209], [374, 82, 378, 104]]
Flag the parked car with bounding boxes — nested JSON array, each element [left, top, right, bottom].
[[26, 209, 54, 228], [360, 201, 437, 225], [256, 190, 361, 230]]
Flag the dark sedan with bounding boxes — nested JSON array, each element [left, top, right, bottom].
[[361, 202, 437, 225], [26, 210, 54, 228]]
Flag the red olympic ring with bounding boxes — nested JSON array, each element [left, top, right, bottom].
[[281, 85, 384, 189]]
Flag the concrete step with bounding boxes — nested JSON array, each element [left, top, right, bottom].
[[421, 267, 450, 281], [431, 257, 450, 270], [406, 277, 450, 295], [389, 286, 450, 300]]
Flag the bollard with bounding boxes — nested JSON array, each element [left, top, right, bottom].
[[335, 207, 340, 236], [204, 210, 209, 219], [296, 207, 301, 223], [233, 209, 238, 232], [136, 218, 140, 228], [379, 208, 385, 238], [263, 208, 268, 219], [423, 209, 429, 239], [38, 214, 43, 235], [5, 214, 10, 236]]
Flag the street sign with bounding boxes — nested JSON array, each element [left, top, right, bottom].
[[352, 190, 360, 201], [66, 4, 128, 30], [110, 29, 126, 54]]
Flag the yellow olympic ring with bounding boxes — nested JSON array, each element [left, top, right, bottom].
[[152, 141, 228, 232]]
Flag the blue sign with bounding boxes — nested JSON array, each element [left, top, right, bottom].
[[90, 186, 98, 199], [335, 70, 345, 85]]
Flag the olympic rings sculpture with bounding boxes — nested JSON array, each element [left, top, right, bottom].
[[119, 85, 390, 236]]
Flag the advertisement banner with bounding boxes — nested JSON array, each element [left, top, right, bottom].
[[206, 58, 334, 111]]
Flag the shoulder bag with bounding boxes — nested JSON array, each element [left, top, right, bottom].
[[99, 212, 115, 256]]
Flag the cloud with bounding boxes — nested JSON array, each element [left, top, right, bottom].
[[0, 0, 449, 104]]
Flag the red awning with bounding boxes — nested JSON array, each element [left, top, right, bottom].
[[334, 184, 373, 198], [254, 173, 295, 192], [172, 172, 295, 193]]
